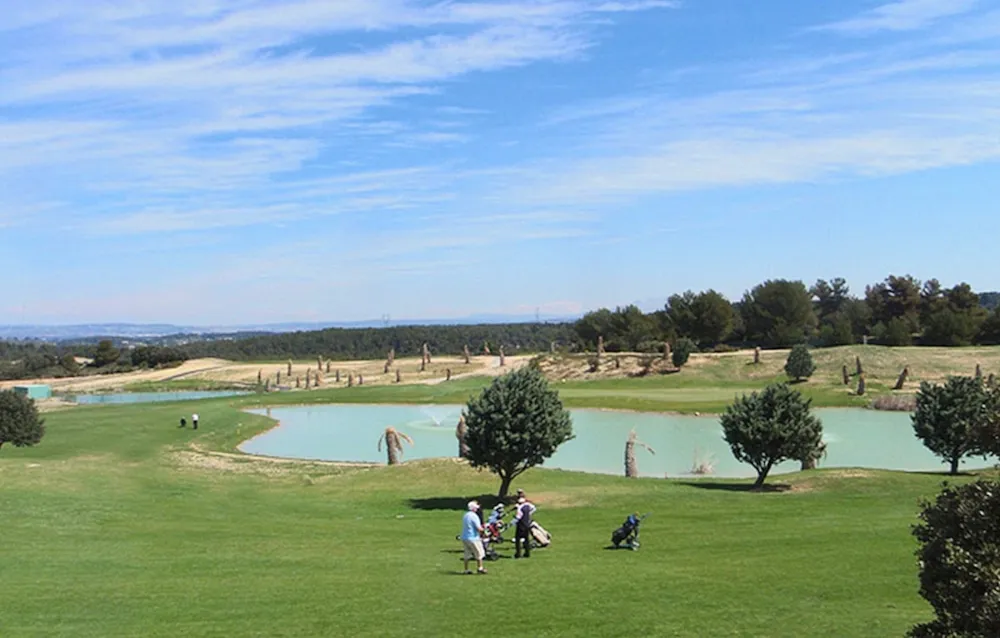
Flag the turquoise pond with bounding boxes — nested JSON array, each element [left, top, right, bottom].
[[71, 390, 251, 404], [241, 404, 998, 479]]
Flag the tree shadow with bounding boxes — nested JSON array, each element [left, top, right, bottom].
[[908, 470, 978, 477], [408, 494, 505, 511], [678, 481, 793, 493]]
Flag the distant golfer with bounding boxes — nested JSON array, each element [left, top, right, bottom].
[[179, 417, 187, 428], [513, 495, 537, 559], [192, 413, 199, 430], [461, 501, 487, 575]]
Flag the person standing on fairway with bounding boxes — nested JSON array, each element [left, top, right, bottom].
[[192, 413, 199, 430], [513, 495, 536, 558], [461, 501, 487, 575]]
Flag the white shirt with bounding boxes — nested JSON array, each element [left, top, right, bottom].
[[192, 414, 199, 420]]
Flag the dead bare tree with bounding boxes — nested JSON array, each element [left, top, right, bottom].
[[456, 416, 469, 458], [624, 429, 655, 478], [377, 427, 413, 466], [894, 367, 909, 390]]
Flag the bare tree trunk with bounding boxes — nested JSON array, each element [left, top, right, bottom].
[[551, 341, 556, 353], [264, 379, 270, 392], [317, 356, 323, 371], [396, 368, 401, 383], [894, 367, 909, 390], [387, 434, 399, 466], [614, 357, 620, 369], [497, 474, 514, 499], [257, 369, 262, 384], [597, 335, 605, 355], [625, 440, 636, 478], [358, 374, 363, 385], [499, 346, 505, 367], [456, 416, 469, 458], [842, 365, 849, 385], [753, 465, 772, 489], [347, 374, 353, 387], [801, 457, 816, 470], [384, 361, 390, 374], [856, 356, 863, 376], [950, 456, 960, 475], [464, 345, 471, 364], [446, 368, 451, 381], [976, 364, 982, 379], [296, 376, 301, 388], [326, 361, 331, 373], [277, 370, 282, 384], [288, 360, 293, 376], [663, 341, 670, 361], [754, 347, 760, 365], [857, 373, 866, 396], [420, 358, 426, 372], [314, 371, 322, 387], [335, 370, 340, 383]]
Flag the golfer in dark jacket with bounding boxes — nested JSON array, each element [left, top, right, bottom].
[[513, 496, 536, 558]]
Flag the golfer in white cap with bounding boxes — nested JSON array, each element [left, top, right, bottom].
[[461, 501, 487, 575]]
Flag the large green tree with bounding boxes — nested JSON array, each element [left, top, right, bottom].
[[910, 479, 1000, 637], [0, 390, 45, 452], [91, 340, 120, 368], [664, 290, 734, 346], [462, 366, 574, 498], [609, 305, 658, 351], [912, 376, 994, 475], [740, 280, 818, 347], [866, 274, 922, 333], [720, 383, 823, 487], [921, 283, 989, 346]]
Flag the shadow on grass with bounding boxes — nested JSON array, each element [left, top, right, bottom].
[[408, 494, 505, 511], [908, 470, 979, 477], [678, 481, 793, 493]]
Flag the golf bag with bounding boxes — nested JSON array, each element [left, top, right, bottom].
[[482, 505, 508, 560], [611, 513, 647, 550], [529, 521, 551, 548]]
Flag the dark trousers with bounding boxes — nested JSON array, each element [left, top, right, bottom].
[[515, 526, 531, 557]]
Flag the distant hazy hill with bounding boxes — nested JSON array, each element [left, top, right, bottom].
[[0, 313, 580, 342]]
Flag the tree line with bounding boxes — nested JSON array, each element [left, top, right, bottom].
[[574, 275, 1000, 351], [2, 273, 999, 381]]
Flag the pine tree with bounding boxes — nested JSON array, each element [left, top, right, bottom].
[[784, 344, 816, 382]]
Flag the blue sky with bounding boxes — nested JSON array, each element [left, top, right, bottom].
[[2, 0, 999, 325]]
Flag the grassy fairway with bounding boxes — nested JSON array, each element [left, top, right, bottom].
[[0, 391, 983, 637]]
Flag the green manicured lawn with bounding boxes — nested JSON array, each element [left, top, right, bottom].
[[0, 386, 976, 636]]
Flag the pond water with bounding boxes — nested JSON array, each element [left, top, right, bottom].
[[241, 404, 998, 479], [71, 390, 251, 405]]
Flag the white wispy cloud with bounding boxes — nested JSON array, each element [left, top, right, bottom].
[[815, 0, 980, 34], [516, 5, 1000, 206], [0, 0, 671, 240]]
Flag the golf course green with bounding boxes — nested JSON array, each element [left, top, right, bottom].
[[1, 367, 990, 637]]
